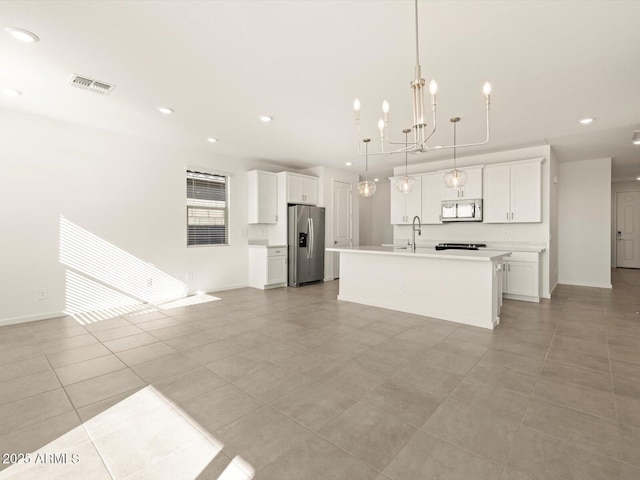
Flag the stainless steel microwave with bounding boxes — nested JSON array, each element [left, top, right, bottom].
[[441, 199, 483, 222]]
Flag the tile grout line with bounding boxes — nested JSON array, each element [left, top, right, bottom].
[[501, 303, 560, 476]]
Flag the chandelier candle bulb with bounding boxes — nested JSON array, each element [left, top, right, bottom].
[[382, 100, 390, 122], [429, 79, 438, 95], [353, 98, 360, 122]]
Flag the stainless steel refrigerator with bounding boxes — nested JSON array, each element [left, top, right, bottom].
[[288, 205, 325, 287]]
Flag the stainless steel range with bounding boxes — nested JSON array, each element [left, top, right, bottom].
[[435, 243, 487, 251]]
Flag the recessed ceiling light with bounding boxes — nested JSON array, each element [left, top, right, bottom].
[[5, 27, 39, 43], [207, 137, 218, 143], [634, 140, 640, 146], [632, 131, 640, 145], [157, 106, 174, 115], [1, 87, 22, 97], [374, 178, 379, 182], [579, 117, 594, 124], [345, 162, 352, 166], [259, 115, 273, 123], [636, 177, 640, 181]]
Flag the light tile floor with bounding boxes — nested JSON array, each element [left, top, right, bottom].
[[0, 269, 640, 479]]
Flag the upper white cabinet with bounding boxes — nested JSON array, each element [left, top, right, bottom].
[[483, 159, 542, 223], [247, 170, 278, 224], [281, 172, 319, 205], [442, 166, 483, 200], [390, 177, 422, 224], [420, 172, 443, 224]]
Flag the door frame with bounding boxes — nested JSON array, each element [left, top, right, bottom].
[[332, 180, 353, 280], [614, 189, 640, 268]]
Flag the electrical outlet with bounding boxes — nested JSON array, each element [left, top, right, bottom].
[[146, 278, 153, 287], [399, 283, 405, 293], [38, 288, 48, 300]]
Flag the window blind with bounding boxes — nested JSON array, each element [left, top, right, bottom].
[[186, 170, 229, 246]]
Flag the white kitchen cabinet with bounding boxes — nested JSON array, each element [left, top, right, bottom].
[[502, 251, 540, 302], [510, 161, 542, 222], [420, 172, 443, 224], [442, 166, 483, 200], [483, 159, 542, 223], [280, 172, 319, 205], [247, 170, 278, 224], [390, 177, 422, 224], [248, 246, 287, 289]]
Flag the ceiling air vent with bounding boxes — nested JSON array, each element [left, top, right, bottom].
[[68, 74, 115, 95]]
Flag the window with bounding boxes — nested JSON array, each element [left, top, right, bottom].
[[186, 169, 229, 246]]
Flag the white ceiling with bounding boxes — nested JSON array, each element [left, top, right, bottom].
[[1, 0, 639, 181]]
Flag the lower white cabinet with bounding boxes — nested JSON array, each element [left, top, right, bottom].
[[248, 246, 287, 289], [502, 252, 540, 302]]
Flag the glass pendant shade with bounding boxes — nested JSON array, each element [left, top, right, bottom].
[[396, 128, 416, 193], [396, 175, 416, 193], [359, 138, 375, 197], [443, 168, 467, 188], [444, 117, 466, 189], [358, 180, 376, 197]]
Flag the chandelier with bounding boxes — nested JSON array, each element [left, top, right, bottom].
[[353, 0, 492, 157]]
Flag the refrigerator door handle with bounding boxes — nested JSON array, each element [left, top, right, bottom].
[[309, 217, 316, 258], [307, 217, 312, 259]]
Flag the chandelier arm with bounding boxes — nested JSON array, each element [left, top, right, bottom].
[[355, 143, 418, 157], [384, 127, 420, 146], [423, 107, 490, 151]]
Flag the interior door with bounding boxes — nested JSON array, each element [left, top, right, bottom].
[[333, 181, 351, 279], [617, 191, 640, 268]]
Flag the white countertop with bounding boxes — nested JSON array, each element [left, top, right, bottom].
[[327, 245, 511, 262], [248, 244, 287, 248], [384, 241, 546, 253]]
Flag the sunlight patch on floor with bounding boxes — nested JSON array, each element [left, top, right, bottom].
[[0, 386, 254, 479]]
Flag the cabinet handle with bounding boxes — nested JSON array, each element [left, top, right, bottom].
[[508, 264, 511, 272], [506, 212, 509, 220], [511, 212, 514, 220]]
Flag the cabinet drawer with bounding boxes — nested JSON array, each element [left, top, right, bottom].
[[506, 251, 538, 263], [267, 247, 287, 257]]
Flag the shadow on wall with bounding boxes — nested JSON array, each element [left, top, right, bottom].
[[59, 216, 219, 325]]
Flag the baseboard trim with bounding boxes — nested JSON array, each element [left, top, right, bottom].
[[203, 283, 248, 294], [557, 281, 613, 289], [0, 311, 66, 327], [0, 283, 250, 327]]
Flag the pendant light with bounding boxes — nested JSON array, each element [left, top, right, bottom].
[[396, 129, 417, 193], [443, 117, 467, 189], [358, 139, 376, 197]]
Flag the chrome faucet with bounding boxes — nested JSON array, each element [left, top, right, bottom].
[[411, 215, 422, 252]]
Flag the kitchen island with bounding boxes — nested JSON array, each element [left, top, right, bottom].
[[326, 246, 511, 330]]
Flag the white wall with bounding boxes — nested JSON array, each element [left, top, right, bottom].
[[393, 145, 553, 297], [611, 181, 640, 267], [0, 109, 288, 325], [359, 179, 393, 246], [558, 157, 612, 288], [549, 147, 559, 293]]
